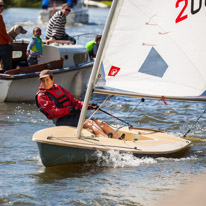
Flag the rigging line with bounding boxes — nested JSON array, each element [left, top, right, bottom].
[[123, 98, 145, 125], [84, 95, 113, 126], [112, 98, 145, 135], [87, 119, 108, 136], [47, 135, 141, 151], [98, 108, 132, 127], [183, 107, 206, 137], [107, 101, 119, 131], [103, 100, 127, 136], [84, 95, 114, 136]]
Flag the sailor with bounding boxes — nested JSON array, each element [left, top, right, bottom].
[[86, 34, 102, 59], [45, 3, 76, 44], [35, 69, 121, 138]]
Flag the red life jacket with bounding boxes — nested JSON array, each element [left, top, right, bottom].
[[35, 84, 71, 120]]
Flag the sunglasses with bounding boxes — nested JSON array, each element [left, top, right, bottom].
[[0, 5, 4, 7], [65, 8, 71, 12]]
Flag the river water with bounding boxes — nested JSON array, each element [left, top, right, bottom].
[[0, 7, 206, 206]]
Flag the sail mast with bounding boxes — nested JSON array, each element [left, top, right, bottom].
[[75, 0, 119, 138]]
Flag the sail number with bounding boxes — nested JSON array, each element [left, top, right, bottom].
[[176, 0, 204, 23]]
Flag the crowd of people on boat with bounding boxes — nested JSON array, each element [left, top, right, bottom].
[[0, 1, 100, 71], [0, 0, 117, 139]]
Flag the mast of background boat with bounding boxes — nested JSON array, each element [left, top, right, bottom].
[[75, 0, 118, 138]]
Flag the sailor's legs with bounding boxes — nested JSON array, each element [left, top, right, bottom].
[[84, 119, 120, 139]]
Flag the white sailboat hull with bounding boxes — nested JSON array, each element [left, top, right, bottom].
[[33, 126, 191, 167], [0, 65, 92, 102], [0, 79, 12, 102], [0, 39, 93, 102]]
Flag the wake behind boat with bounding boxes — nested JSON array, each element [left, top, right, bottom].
[[33, 0, 206, 167], [0, 39, 93, 102]]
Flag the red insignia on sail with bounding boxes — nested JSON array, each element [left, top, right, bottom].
[[108, 66, 120, 76]]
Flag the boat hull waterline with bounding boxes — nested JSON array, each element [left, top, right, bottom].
[[33, 126, 191, 167]]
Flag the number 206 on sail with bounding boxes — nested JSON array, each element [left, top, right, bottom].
[[176, 0, 205, 23]]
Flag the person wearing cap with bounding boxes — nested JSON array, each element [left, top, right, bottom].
[[35, 69, 122, 138], [45, 3, 76, 44], [27, 27, 43, 66], [0, 0, 12, 72]]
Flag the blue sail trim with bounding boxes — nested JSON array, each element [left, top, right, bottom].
[[138, 47, 168, 78], [99, 62, 106, 85]]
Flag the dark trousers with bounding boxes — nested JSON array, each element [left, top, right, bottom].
[[46, 34, 76, 44], [0, 44, 12, 72], [27, 56, 38, 66], [56, 109, 81, 127]]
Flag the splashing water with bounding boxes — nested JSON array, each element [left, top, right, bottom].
[[95, 150, 157, 168]]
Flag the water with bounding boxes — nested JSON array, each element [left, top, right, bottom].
[[1, 7, 206, 206]]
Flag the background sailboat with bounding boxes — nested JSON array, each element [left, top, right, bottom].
[[33, 0, 206, 167]]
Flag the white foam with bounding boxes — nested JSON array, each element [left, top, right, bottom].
[[95, 150, 157, 168]]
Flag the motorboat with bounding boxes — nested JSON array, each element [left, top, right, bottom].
[[0, 39, 93, 102]]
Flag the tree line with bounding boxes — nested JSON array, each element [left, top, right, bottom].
[[4, 0, 42, 8]]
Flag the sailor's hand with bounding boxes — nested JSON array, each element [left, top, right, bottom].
[[46, 37, 55, 45], [26, 51, 30, 57], [88, 103, 99, 110]]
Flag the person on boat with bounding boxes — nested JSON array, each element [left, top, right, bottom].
[[0, 0, 12, 73], [26, 27, 43, 66], [66, 0, 77, 8], [86, 34, 102, 59], [35, 69, 121, 139], [45, 3, 76, 44]]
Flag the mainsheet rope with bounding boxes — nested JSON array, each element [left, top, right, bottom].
[[87, 97, 145, 136], [112, 98, 145, 134], [183, 107, 206, 137]]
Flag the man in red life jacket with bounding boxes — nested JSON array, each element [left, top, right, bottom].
[[36, 70, 121, 138]]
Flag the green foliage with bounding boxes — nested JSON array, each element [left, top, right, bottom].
[[3, 0, 42, 8]]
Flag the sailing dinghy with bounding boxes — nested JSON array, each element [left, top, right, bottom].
[[33, 0, 206, 167]]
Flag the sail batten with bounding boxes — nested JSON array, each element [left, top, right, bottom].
[[95, 0, 206, 100]]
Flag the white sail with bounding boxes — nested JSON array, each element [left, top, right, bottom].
[[94, 0, 206, 100]]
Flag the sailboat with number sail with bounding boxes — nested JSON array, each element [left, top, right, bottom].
[[32, 0, 206, 167]]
